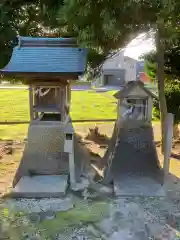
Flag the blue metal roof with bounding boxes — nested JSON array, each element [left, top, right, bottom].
[[1, 36, 87, 74]]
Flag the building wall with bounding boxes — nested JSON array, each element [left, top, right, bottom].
[[102, 52, 138, 84], [98, 51, 148, 87], [103, 51, 124, 70], [123, 57, 137, 82], [102, 69, 126, 86]]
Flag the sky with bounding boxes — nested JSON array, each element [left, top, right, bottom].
[[124, 32, 155, 60]]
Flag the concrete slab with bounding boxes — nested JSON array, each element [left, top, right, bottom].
[[114, 176, 165, 197], [11, 175, 68, 198]]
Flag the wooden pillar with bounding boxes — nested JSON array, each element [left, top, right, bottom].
[[33, 85, 38, 119], [29, 85, 34, 121], [64, 130, 76, 187], [68, 84, 71, 104], [69, 136, 76, 187], [163, 113, 174, 184], [60, 87, 65, 122]]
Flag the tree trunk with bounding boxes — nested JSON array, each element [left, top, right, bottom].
[[155, 26, 167, 154]]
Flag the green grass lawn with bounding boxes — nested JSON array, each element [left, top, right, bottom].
[[0, 89, 117, 122]]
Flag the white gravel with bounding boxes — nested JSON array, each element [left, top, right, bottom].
[[5, 197, 74, 213]]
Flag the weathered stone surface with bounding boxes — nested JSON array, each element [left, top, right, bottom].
[[110, 229, 133, 240], [88, 182, 113, 196], [134, 230, 148, 240], [22, 232, 41, 240], [6, 197, 73, 213], [13, 123, 69, 187], [28, 213, 41, 224], [39, 211, 56, 221], [12, 175, 68, 198], [71, 177, 89, 191], [0, 231, 9, 240], [114, 176, 165, 197], [97, 218, 117, 235], [104, 125, 163, 188]]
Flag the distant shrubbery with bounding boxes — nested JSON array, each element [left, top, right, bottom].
[[153, 80, 180, 137]]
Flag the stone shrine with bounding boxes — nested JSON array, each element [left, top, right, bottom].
[[103, 81, 164, 196], [0, 36, 87, 197]]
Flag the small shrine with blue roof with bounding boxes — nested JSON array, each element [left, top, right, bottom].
[[0, 36, 88, 197], [1, 36, 87, 122]]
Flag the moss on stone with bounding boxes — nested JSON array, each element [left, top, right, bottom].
[[38, 201, 109, 236]]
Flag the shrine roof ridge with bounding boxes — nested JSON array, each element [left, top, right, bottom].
[[113, 81, 158, 99], [18, 36, 78, 47]]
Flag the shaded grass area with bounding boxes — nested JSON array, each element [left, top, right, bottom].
[[0, 90, 117, 122]]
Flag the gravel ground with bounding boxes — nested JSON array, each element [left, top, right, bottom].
[[1, 179, 180, 240], [5, 197, 74, 213], [0, 177, 180, 240]]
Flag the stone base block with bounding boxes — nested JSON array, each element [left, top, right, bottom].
[[11, 175, 68, 198], [114, 176, 165, 197]]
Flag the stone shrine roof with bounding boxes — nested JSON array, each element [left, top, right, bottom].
[[114, 81, 158, 99], [0, 36, 87, 78]]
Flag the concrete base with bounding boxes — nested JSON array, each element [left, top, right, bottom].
[[11, 175, 68, 198], [114, 176, 165, 197], [13, 122, 69, 187]]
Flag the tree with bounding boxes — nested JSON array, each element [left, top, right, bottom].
[[153, 80, 180, 139], [40, 0, 160, 69], [48, 0, 179, 153], [145, 34, 180, 82], [145, 26, 180, 140]]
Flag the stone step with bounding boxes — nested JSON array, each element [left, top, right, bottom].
[[114, 176, 165, 197], [11, 175, 68, 198]]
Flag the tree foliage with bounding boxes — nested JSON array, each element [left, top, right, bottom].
[[0, 1, 44, 68], [145, 33, 180, 82], [0, 0, 180, 71], [48, 0, 159, 69], [153, 80, 180, 129]]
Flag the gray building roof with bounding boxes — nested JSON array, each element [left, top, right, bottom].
[[0, 36, 87, 76]]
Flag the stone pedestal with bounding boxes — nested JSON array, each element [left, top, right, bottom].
[[13, 122, 68, 187]]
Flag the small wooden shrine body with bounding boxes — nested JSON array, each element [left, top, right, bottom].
[[0, 37, 87, 192], [114, 81, 157, 127], [29, 80, 71, 123]]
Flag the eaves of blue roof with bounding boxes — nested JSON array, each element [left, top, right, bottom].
[[1, 35, 88, 75], [19, 36, 76, 42], [1, 46, 87, 74]]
